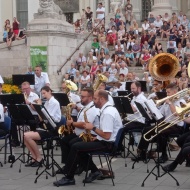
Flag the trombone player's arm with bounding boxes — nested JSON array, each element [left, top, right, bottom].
[[165, 99, 178, 116]]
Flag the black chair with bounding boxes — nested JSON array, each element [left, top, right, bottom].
[[0, 116, 13, 165], [83, 128, 124, 186]]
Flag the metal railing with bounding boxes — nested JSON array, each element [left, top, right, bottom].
[[57, 17, 105, 75]]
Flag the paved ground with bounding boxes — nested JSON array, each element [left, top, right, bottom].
[[0, 143, 189, 190]]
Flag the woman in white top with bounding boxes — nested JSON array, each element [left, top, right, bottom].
[[80, 70, 91, 89], [24, 86, 62, 167]]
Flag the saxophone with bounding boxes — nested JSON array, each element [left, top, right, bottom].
[[79, 105, 94, 142], [58, 103, 74, 137]]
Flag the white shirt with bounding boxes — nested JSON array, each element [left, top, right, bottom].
[[0, 104, 4, 122], [142, 23, 150, 31], [160, 98, 186, 126], [119, 67, 128, 76], [26, 91, 39, 115], [44, 96, 61, 123], [34, 72, 50, 95], [68, 92, 82, 116], [96, 7, 105, 20], [153, 20, 163, 28], [81, 75, 90, 82], [127, 92, 147, 123], [97, 102, 122, 142], [115, 44, 124, 52], [76, 101, 99, 136]]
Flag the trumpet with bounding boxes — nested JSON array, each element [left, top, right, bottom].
[[155, 88, 189, 106], [143, 102, 190, 141]]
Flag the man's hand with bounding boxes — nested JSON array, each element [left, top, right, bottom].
[[67, 118, 73, 126], [84, 122, 93, 130]]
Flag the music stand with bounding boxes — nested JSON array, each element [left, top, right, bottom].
[[12, 74, 35, 85], [0, 94, 25, 106], [139, 101, 179, 187], [52, 93, 70, 107], [9, 104, 35, 172], [32, 104, 62, 183], [156, 92, 167, 100]]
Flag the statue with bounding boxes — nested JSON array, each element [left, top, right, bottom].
[[110, 0, 122, 13], [38, 0, 63, 15]]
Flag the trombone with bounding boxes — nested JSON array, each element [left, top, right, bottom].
[[143, 102, 190, 141]]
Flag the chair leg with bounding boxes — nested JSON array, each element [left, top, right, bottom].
[[4, 137, 7, 164], [83, 155, 91, 186], [105, 155, 115, 186]]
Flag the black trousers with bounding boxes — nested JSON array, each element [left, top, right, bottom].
[[60, 133, 81, 163], [138, 123, 183, 155], [176, 131, 190, 147], [63, 140, 114, 178]]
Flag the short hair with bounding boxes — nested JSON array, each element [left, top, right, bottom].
[[41, 86, 52, 92], [166, 83, 178, 90], [35, 65, 42, 70], [132, 81, 142, 88], [153, 80, 162, 84], [21, 81, 30, 86], [82, 87, 94, 97], [97, 90, 108, 101], [98, 3, 102, 5]]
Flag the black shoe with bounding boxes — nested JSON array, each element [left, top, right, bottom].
[[53, 177, 75, 186], [186, 161, 190, 167], [25, 161, 35, 167], [31, 159, 43, 167], [157, 155, 168, 163], [75, 165, 84, 175], [163, 162, 177, 172], [131, 151, 146, 162], [56, 166, 65, 174], [83, 170, 103, 183], [11, 141, 20, 147]]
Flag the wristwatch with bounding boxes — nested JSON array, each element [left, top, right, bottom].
[[92, 127, 97, 132]]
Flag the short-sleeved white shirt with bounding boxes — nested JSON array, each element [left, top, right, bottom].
[[44, 96, 61, 123], [97, 102, 122, 142], [96, 7, 105, 20], [27, 91, 39, 115], [76, 101, 99, 136]]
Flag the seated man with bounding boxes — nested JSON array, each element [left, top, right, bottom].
[[53, 90, 122, 186], [106, 30, 117, 48], [136, 83, 186, 163]]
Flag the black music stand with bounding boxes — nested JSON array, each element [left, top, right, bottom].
[[126, 81, 147, 92], [9, 104, 35, 172], [52, 93, 70, 107], [0, 94, 25, 106], [139, 102, 179, 187], [32, 104, 62, 183], [12, 74, 35, 85], [156, 92, 167, 100]]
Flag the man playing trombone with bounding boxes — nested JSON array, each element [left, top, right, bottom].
[[136, 83, 186, 163]]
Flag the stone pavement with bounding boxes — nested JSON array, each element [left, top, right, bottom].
[[0, 144, 190, 190]]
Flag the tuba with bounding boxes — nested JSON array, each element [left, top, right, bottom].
[[93, 74, 108, 91], [79, 105, 94, 142], [58, 103, 75, 137], [149, 53, 179, 81]]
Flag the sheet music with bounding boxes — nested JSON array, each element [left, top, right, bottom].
[[144, 99, 163, 121], [41, 108, 56, 128]]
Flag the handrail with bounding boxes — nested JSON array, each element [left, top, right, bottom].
[[57, 17, 105, 75]]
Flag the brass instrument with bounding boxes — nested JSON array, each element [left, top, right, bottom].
[[149, 53, 179, 81], [143, 102, 190, 142], [155, 88, 190, 106], [93, 74, 108, 91], [79, 105, 94, 142], [65, 80, 78, 93], [58, 103, 74, 137]]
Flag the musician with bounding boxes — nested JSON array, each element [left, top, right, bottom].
[[98, 82, 114, 105], [0, 103, 9, 137], [137, 83, 186, 163], [58, 88, 99, 173], [147, 80, 163, 100], [54, 90, 122, 186], [61, 81, 82, 122], [33, 66, 50, 96], [11, 81, 40, 147], [163, 118, 190, 172], [24, 86, 62, 167]]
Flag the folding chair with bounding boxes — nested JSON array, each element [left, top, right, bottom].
[[83, 128, 124, 186]]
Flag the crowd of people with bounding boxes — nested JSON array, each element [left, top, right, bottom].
[[2, 17, 26, 50]]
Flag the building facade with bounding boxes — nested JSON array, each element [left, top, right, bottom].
[[0, 0, 189, 32]]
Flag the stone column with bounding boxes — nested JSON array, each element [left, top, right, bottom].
[[132, 0, 141, 22], [170, 0, 178, 13], [151, 0, 172, 16], [186, 0, 190, 19], [27, 4, 78, 91]]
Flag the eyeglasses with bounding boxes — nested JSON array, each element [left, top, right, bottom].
[[22, 87, 30, 91], [35, 70, 40, 71], [81, 96, 90, 99]]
